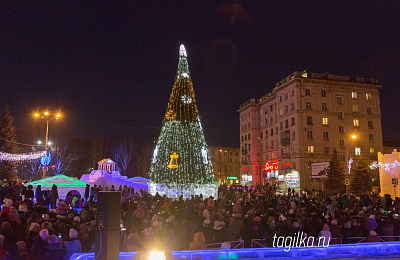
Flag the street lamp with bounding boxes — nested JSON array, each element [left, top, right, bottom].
[[34, 111, 61, 178], [346, 134, 357, 195]]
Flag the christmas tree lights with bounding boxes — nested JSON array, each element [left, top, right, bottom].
[[148, 45, 217, 198]]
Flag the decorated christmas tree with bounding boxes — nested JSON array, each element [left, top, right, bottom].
[[148, 45, 215, 186]]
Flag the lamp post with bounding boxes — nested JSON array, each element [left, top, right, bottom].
[[346, 134, 357, 195], [35, 111, 61, 178]]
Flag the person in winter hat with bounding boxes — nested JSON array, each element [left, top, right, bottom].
[[213, 221, 225, 243], [64, 228, 82, 260], [189, 232, 207, 250], [43, 234, 66, 259], [318, 223, 332, 246], [366, 214, 378, 233], [30, 229, 49, 259]]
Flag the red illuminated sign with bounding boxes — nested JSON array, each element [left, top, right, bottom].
[[283, 163, 292, 166], [242, 168, 248, 171], [264, 161, 279, 173]]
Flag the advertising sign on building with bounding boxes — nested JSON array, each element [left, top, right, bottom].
[[264, 160, 279, 178], [311, 162, 329, 179], [285, 172, 299, 188]]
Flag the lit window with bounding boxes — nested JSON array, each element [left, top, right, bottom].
[[370, 148, 375, 153], [323, 131, 329, 139], [305, 88, 311, 96], [366, 93, 372, 100], [369, 133, 374, 141], [367, 107, 372, 114], [340, 139, 345, 147], [337, 96, 343, 104], [280, 108, 283, 115], [322, 117, 329, 125], [338, 112, 344, 120], [308, 146, 314, 154], [307, 131, 313, 139], [352, 105, 359, 113], [322, 103, 328, 111], [322, 89, 327, 97], [352, 92, 358, 99], [355, 147, 361, 156], [353, 119, 359, 127], [306, 102, 312, 109], [339, 125, 345, 133]]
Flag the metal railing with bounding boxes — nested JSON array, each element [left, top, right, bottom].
[[206, 240, 244, 249]]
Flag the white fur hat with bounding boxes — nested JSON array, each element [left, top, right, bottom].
[[69, 228, 78, 239]]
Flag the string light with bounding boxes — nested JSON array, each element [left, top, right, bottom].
[[0, 151, 47, 163], [369, 160, 399, 171]]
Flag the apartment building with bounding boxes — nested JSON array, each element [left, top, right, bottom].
[[238, 71, 383, 191], [208, 146, 240, 185]]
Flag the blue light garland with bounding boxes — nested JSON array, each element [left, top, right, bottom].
[[41, 153, 51, 166]]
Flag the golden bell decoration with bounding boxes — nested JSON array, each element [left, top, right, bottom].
[[168, 151, 179, 169]]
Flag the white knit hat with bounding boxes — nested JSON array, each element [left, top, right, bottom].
[[69, 228, 78, 239]]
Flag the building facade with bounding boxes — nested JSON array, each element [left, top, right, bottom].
[[238, 71, 383, 191], [209, 146, 240, 185]]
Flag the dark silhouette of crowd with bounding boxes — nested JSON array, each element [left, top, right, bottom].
[[0, 180, 399, 259]]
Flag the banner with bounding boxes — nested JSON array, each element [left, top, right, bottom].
[[311, 162, 329, 179], [285, 172, 299, 188]]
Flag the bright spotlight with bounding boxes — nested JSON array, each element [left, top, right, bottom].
[[149, 251, 166, 260]]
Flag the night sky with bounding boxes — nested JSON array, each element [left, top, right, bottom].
[[1, 1, 399, 147]]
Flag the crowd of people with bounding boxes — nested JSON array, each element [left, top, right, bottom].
[[0, 181, 399, 259]]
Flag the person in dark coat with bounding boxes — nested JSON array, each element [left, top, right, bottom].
[[225, 219, 241, 242], [50, 185, 58, 209], [200, 219, 214, 244], [25, 186, 34, 201], [42, 235, 66, 260], [84, 184, 90, 202], [35, 185, 43, 200], [30, 229, 49, 259]]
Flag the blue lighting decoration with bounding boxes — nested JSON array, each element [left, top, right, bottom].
[[40, 153, 51, 166]]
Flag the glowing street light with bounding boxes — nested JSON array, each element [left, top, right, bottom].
[[34, 111, 62, 178], [37, 140, 42, 145]]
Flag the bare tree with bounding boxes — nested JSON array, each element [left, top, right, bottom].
[[113, 134, 134, 176], [92, 136, 107, 168], [53, 139, 76, 175], [26, 158, 42, 181], [133, 138, 154, 177]]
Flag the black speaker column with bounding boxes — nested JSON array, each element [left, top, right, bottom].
[[95, 191, 122, 260]]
